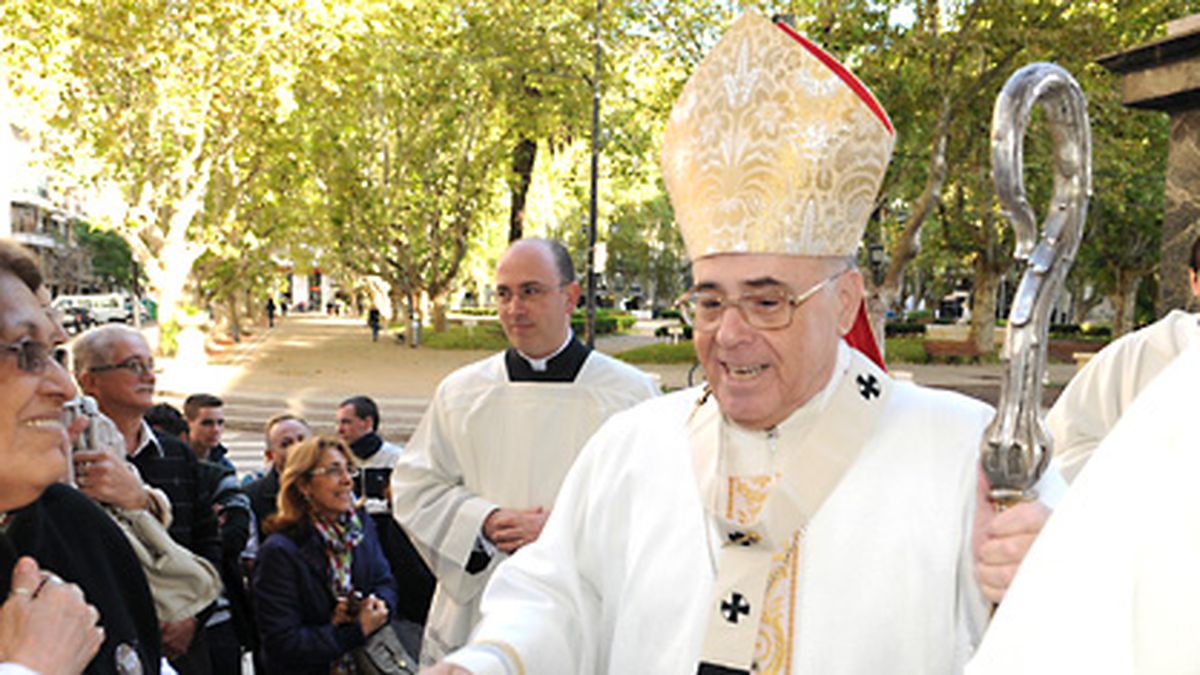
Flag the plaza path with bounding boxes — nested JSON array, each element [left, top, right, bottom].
[[150, 314, 1077, 476]]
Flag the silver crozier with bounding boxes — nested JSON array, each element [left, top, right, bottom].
[[982, 63, 1091, 507]]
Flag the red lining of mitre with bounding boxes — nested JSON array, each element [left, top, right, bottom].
[[774, 21, 893, 135]]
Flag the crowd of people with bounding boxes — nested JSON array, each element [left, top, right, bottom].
[[4, 10, 1200, 675]]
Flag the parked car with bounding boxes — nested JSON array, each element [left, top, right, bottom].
[[52, 293, 137, 323], [60, 305, 96, 335]]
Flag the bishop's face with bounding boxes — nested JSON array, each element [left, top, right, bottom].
[[691, 254, 861, 430]]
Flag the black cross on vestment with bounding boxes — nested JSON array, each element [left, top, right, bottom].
[[856, 373, 881, 400], [727, 531, 758, 546], [721, 592, 751, 624]]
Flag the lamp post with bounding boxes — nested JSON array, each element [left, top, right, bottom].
[[585, 0, 602, 348], [868, 242, 886, 287]]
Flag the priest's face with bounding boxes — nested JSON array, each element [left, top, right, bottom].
[[691, 254, 861, 430], [496, 240, 582, 359]]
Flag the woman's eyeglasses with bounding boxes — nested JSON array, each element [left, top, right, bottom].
[[309, 464, 360, 479], [1, 338, 65, 374]]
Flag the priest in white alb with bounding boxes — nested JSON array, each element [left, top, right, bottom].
[[391, 238, 660, 665], [1045, 234, 1200, 481], [423, 13, 1059, 675]]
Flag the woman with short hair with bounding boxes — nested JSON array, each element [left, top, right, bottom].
[[0, 239, 160, 674]]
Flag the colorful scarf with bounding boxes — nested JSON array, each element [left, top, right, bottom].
[[312, 509, 364, 675]]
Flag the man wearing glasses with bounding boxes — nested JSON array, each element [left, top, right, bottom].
[[74, 324, 224, 675], [427, 13, 1055, 675], [391, 238, 660, 665]]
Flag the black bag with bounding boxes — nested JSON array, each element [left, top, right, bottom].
[[353, 624, 417, 675]]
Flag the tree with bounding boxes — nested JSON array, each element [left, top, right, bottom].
[[295, 4, 506, 333], [4, 0, 305, 349]]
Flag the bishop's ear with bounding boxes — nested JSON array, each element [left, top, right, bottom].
[[835, 267, 864, 335]]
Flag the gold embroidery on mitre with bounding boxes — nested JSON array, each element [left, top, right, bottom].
[[661, 12, 895, 259], [726, 476, 801, 673]]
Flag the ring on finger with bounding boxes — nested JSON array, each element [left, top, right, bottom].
[[10, 587, 33, 597]]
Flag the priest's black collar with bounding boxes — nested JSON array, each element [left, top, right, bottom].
[[505, 336, 592, 382]]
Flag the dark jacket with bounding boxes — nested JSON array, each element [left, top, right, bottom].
[[245, 468, 280, 541], [132, 430, 222, 566], [2, 484, 161, 675], [252, 509, 398, 675]]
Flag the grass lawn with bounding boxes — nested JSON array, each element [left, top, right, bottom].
[[614, 341, 697, 364], [614, 336, 995, 365], [419, 324, 510, 351]]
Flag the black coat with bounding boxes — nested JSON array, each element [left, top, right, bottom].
[[252, 510, 398, 675], [1, 484, 161, 675]]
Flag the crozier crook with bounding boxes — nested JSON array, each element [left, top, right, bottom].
[[982, 63, 1091, 507]]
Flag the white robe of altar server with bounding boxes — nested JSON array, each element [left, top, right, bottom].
[[390, 350, 658, 663], [967, 344, 1200, 675], [446, 342, 1063, 675], [1047, 310, 1200, 481]]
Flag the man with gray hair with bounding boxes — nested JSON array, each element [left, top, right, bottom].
[[392, 237, 660, 664], [74, 324, 227, 674]]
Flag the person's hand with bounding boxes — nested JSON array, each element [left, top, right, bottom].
[[355, 594, 389, 636], [0, 556, 104, 674], [74, 448, 150, 511], [331, 597, 354, 625], [482, 506, 548, 554], [159, 616, 198, 660], [973, 467, 1051, 604], [420, 664, 473, 674], [64, 415, 89, 456]]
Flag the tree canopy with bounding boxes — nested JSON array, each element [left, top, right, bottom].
[[2, 0, 1192, 346]]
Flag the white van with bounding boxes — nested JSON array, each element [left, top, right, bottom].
[[52, 293, 134, 323]]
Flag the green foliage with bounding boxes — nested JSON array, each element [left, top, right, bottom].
[[570, 309, 635, 335], [884, 337, 930, 365], [421, 323, 510, 351], [74, 222, 135, 288], [615, 341, 697, 364]]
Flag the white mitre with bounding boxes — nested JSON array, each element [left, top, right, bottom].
[[661, 12, 895, 259]]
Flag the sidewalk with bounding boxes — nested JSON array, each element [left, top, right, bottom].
[[154, 313, 1077, 406], [154, 314, 697, 401]]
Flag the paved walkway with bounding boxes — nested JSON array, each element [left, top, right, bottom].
[[148, 314, 1080, 475]]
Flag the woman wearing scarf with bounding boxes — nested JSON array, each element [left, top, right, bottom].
[[253, 436, 398, 674]]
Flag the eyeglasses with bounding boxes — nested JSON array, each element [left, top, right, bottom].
[[1, 338, 64, 374], [676, 267, 850, 332], [89, 356, 155, 377], [495, 282, 568, 305], [309, 464, 360, 479]]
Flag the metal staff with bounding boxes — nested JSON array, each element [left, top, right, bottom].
[[982, 63, 1091, 507]]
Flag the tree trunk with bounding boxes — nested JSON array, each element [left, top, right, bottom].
[[1109, 272, 1140, 338], [970, 259, 1001, 355], [430, 292, 449, 334], [226, 296, 241, 343], [867, 96, 954, 348], [508, 137, 537, 242]]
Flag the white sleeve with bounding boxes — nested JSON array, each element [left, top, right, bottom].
[[0, 664, 40, 675], [391, 386, 497, 604], [451, 428, 614, 675]]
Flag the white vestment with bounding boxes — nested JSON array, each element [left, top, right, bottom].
[[447, 343, 1047, 675], [967, 344, 1200, 675], [1047, 310, 1200, 481], [391, 349, 659, 664]]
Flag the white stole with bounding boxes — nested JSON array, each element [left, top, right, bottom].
[[690, 346, 892, 672]]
